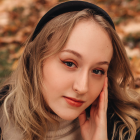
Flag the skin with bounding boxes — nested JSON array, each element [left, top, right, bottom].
[[79, 77, 108, 140], [42, 19, 113, 140]]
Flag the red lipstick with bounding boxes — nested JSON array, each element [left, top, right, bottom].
[[64, 96, 84, 107]]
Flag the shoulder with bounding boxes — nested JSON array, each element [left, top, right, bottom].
[[0, 86, 23, 140], [0, 85, 9, 124], [107, 102, 140, 140]]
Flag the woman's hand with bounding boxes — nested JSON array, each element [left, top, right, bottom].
[[78, 77, 108, 140]]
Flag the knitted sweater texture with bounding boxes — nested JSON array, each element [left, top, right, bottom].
[[0, 105, 83, 140]]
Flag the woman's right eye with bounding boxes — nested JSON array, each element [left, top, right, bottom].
[[64, 61, 76, 68]]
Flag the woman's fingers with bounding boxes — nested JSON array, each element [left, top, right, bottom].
[[99, 77, 108, 113], [79, 77, 108, 126], [79, 77, 108, 140], [104, 77, 108, 111]]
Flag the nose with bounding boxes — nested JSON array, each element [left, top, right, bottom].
[[72, 70, 89, 94]]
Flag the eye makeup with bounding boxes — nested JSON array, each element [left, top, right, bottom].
[[92, 69, 105, 75], [61, 59, 78, 68]]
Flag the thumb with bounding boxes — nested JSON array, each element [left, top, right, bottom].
[[78, 110, 86, 126]]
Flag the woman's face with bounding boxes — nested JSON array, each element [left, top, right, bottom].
[[42, 19, 113, 120]]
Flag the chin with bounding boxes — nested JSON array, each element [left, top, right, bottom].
[[59, 114, 78, 120], [56, 110, 80, 121]]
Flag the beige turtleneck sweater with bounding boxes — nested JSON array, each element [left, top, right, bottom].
[[46, 114, 83, 140], [0, 105, 83, 140]]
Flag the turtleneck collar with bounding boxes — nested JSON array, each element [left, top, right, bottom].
[[46, 113, 80, 139]]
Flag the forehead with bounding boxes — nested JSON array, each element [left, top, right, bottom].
[[62, 19, 113, 63]]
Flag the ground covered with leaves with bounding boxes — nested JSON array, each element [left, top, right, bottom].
[[0, 0, 140, 91]]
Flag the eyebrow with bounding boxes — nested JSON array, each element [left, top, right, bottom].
[[61, 49, 82, 59], [61, 49, 109, 65], [96, 61, 109, 65]]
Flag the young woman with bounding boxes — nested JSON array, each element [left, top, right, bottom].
[[0, 1, 140, 140]]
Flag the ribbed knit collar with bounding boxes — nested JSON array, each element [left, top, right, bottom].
[[46, 113, 80, 139]]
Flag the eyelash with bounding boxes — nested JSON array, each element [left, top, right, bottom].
[[92, 69, 105, 75], [62, 60, 77, 68], [62, 60, 105, 75]]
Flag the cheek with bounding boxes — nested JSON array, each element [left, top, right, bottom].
[[88, 78, 104, 102], [42, 61, 74, 93], [42, 65, 63, 93]]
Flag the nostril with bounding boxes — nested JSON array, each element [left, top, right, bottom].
[[72, 71, 89, 94], [73, 82, 88, 94]]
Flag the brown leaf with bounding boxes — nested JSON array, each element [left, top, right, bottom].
[[9, 47, 24, 59], [125, 47, 140, 58], [0, 36, 15, 43], [12, 60, 18, 70], [0, 12, 9, 26], [130, 57, 140, 79], [120, 21, 140, 34], [46, 0, 59, 8]]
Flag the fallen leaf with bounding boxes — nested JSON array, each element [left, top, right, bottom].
[[45, 0, 59, 8], [130, 57, 140, 79], [125, 47, 140, 58], [120, 20, 140, 34], [12, 60, 18, 70], [0, 12, 9, 26], [0, 36, 15, 43]]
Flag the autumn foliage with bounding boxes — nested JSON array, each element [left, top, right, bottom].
[[0, 0, 140, 91]]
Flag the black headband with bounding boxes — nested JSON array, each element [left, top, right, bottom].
[[32, 1, 115, 41]]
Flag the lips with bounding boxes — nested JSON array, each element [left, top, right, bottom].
[[64, 96, 84, 107]]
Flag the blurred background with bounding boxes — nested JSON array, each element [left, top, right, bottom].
[[0, 0, 140, 92]]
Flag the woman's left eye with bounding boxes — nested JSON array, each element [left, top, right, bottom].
[[93, 69, 105, 75]]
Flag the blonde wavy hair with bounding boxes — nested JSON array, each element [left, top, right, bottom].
[[0, 9, 140, 140]]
